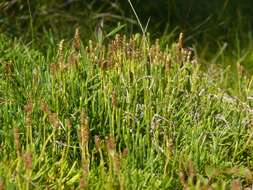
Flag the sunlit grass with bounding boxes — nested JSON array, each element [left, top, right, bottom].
[[1, 30, 253, 189]]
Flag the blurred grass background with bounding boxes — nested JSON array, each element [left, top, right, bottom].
[[1, 0, 253, 45], [1, 0, 253, 78]]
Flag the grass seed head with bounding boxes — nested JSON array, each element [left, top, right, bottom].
[[49, 63, 58, 75], [13, 127, 21, 157], [39, 100, 60, 128], [179, 171, 186, 187], [3, 61, 13, 76], [48, 112, 60, 128], [165, 54, 171, 69], [115, 34, 120, 43], [88, 40, 93, 54], [66, 119, 72, 129], [237, 62, 244, 76], [94, 135, 101, 150], [113, 153, 121, 175], [112, 90, 118, 107], [186, 50, 192, 62], [106, 136, 116, 156], [155, 39, 160, 52], [122, 148, 128, 157], [80, 109, 89, 145], [79, 177, 88, 189], [231, 179, 241, 190], [58, 39, 64, 56], [40, 100, 50, 114], [73, 27, 81, 51], [98, 59, 112, 70], [67, 52, 78, 68], [23, 152, 33, 171], [57, 39, 65, 68], [179, 32, 184, 50], [106, 136, 120, 174], [0, 179, 4, 190], [80, 127, 89, 147], [188, 160, 196, 179], [24, 98, 33, 126], [165, 137, 173, 159], [78, 110, 90, 176]]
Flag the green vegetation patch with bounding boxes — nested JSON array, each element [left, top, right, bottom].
[[1, 31, 253, 189]]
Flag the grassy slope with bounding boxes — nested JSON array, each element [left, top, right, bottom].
[[1, 31, 253, 189]]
